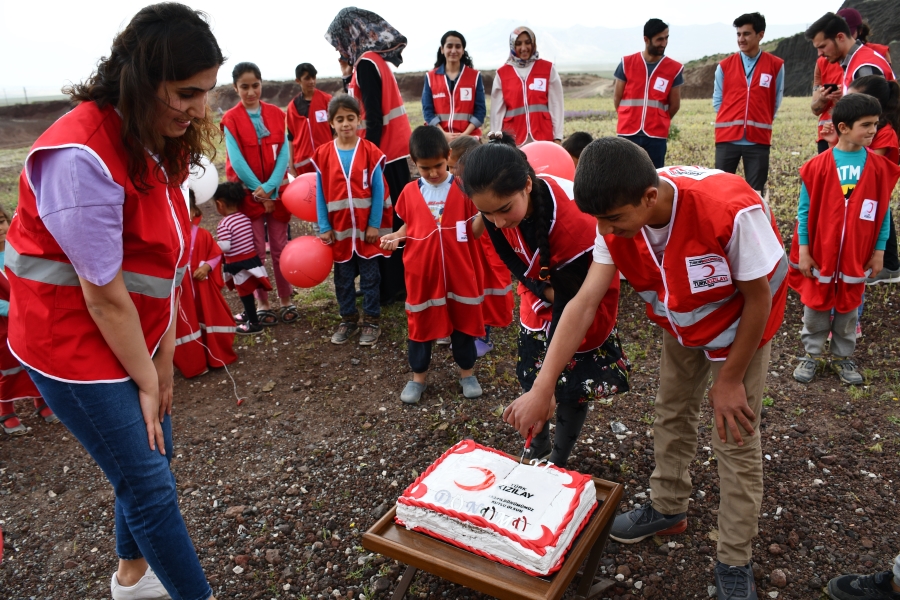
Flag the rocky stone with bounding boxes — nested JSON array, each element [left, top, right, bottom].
[[768, 543, 784, 555], [225, 505, 247, 518], [770, 569, 787, 588], [373, 577, 391, 593], [616, 565, 631, 578], [234, 555, 250, 567], [265, 549, 282, 564]]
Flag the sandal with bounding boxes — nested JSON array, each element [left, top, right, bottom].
[[257, 310, 279, 327], [234, 312, 248, 324], [279, 305, 300, 324], [0, 413, 27, 436], [34, 401, 60, 424], [236, 322, 264, 336]]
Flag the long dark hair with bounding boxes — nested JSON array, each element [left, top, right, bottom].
[[850, 75, 900, 135], [434, 31, 474, 69], [65, 3, 225, 190]]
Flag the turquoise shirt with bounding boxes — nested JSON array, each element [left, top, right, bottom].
[[797, 147, 891, 250], [315, 147, 385, 233], [223, 105, 291, 198]]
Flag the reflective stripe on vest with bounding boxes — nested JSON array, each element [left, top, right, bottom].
[[1, 365, 23, 377], [327, 198, 374, 212], [357, 105, 408, 131], [787, 260, 871, 285], [506, 104, 549, 118], [175, 330, 202, 346], [5, 244, 185, 298], [446, 292, 484, 305], [484, 285, 513, 295], [294, 158, 312, 169], [619, 98, 670, 111], [435, 113, 474, 121], [333, 227, 393, 241], [200, 323, 238, 334], [405, 293, 484, 312]]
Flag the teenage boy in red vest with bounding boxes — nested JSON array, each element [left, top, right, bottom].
[[806, 12, 894, 95], [504, 138, 788, 600], [714, 12, 784, 194], [286, 63, 333, 176], [614, 18, 683, 168], [789, 94, 899, 386]]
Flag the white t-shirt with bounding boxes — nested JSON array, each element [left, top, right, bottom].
[[420, 174, 454, 223], [592, 205, 784, 282]]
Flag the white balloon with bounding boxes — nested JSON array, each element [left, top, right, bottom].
[[188, 156, 218, 205]]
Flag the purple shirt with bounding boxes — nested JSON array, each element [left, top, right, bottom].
[[30, 147, 124, 286]]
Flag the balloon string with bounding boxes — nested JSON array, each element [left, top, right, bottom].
[[176, 301, 244, 405], [390, 213, 479, 249]]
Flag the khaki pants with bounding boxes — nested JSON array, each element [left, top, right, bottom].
[[649, 332, 771, 566]]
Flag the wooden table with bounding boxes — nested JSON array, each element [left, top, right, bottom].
[[362, 474, 623, 600]]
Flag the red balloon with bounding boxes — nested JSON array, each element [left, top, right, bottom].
[[521, 141, 576, 181], [279, 236, 334, 288], [282, 173, 318, 222]]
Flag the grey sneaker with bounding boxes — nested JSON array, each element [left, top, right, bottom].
[[331, 321, 359, 344], [827, 571, 900, 600], [792, 355, 820, 384], [865, 267, 900, 285], [400, 381, 426, 404], [459, 376, 482, 399], [609, 503, 686, 543], [831, 358, 864, 385], [436, 336, 451, 346], [713, 561, 758, 600], [358, 322, 381, 346]]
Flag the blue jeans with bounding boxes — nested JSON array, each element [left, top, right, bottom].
[[620, 134, 668, 168], [25, 368, 212, 600], [334, 254, 381, 320]]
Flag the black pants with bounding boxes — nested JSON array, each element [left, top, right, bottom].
[[885, 217, 899, 272], [621, 134, 668, 168], [714, 142, 770, 193], [380, 159, 411, 305], [530, 403, 590, 468], [817, 139, 830, 154], [408, 331, 476, 374]]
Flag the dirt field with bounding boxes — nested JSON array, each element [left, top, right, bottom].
[[1, 97, 899, 600]]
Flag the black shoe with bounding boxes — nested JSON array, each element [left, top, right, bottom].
[[521, 438, 551, 463], [609, 503, 687, 543], [714, 561, 758, 600], [827, 571, 900, 600]]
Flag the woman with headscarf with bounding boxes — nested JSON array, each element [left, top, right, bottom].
[[325, 7, 413, 305], [491, 27, 565, 146]]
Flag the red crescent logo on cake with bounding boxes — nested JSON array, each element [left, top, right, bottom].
[[407, 483, 428, 499], [453, 466, 496, 491]]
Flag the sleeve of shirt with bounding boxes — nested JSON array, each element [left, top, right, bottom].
[[774, 65, 785, 117], [472, 75, 486, 126], [726, 208, 785, 281], [421, 76, 440, 126], [673, 69, 685, 87], [30, 147, 125, 286], [315, 171, 332, 233], [613, 59, 626, 82], [216, 221, 232, 253], [712, 65, 724, 112], [548, 64, 565, 141], [797, 182, 811, 246], [592, 228, 615, 264], [490, 73, 507, 133], [224, 127, 262, 191], [356, 60, 384, 148], [876, 208, 891, 251], [854, 65, 883, 78], [263, 137, 291, 197], [367, 163, 385, 228]]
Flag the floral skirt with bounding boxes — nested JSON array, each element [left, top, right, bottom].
[[516, 325, 630, 405]]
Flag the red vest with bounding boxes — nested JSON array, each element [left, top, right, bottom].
[[396, 178, 485, 342], [816, 57, 845, 142], [349, 51, 412, 164], [286, 89, 333, 175], [866, 43, 891, 63], [476, 234, 514, 328], [871, 125, 899, 165], [7, 102, 190, 382], [616, 53, 684, 138], [311, 138, 392, 262], [501, 176, 620, 352], [0, 270, 40, 401], [844, 44, 895, 93], [221, 101, 291, 223], [497, 60, 554, 144], [427, 66, 483, 136], [715, 52, 784, 145], [606, 167, 787, 360], [788, 150, 900, 313]]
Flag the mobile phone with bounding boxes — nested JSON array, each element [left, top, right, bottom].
[[822, 83, 839, 93]]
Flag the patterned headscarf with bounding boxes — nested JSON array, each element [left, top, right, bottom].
[[325, 7, 407, 67], [508, 26, 539, 68]]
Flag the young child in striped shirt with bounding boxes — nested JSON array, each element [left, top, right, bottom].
[[214, 182, 273, 335]]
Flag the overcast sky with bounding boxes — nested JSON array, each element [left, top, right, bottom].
[[1, 0, 842, 96]]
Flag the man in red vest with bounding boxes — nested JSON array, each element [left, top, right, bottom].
[[614, 18, 683, 168], [805, 12, 895, 93], [713, 12, 784, 194]]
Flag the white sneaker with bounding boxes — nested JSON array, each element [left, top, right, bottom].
[[111, 567, 172, 600]]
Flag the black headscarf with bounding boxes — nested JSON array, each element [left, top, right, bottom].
[[325, 7, 407, 67]]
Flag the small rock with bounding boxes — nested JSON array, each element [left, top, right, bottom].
[[634, 581, 643, 590], [265, 549, 282, 564], [808, 577, 823, 589], [615, 574, 625, 582], [371, 502, 389, 519], [768, 543, 784, 556], [861, 538, 874, 549], [373, 578, 391, 593], [225, 505, 247, 518], [233, 566, 244, 575], [820, 455, 837, 465], [616, 565, 631, 578], [768, 592, 779, 599], [699, 545, 713, 555], [234, 554, 250, 567], [350, 358, 360, 365], [64, 560, 78, 569], [708, 585, 718, 598], [610, 421, 627, 434], [770, 569, 787, 588], [361, 422, 372, 430], [262, 380, 276, 392]]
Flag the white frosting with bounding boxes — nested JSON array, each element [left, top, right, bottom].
[[396, 441, 596, 575]]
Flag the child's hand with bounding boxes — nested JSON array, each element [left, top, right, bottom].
[[262, 199, 275, 214], [503, 391, 556, 438], [380, 232, 403, 251], [365, 226, 380, 245], [192, 263, 212, 281], [865, 250, 884, 278], [252, 185, 270, 200], [798, 246, 819, 279], [319, 230, 335, 245]]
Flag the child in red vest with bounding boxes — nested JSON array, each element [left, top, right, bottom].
[[0, 207, 58, 435], [381, 126, 485, 403], [312, 95, 392, 346], [449, 135, 513, 357], [174, 192, 238, 377], [221, 62, 297, 326], [286, 63, 333, 176], [214, 182, 273, 335], [790, 93, 900, 385]]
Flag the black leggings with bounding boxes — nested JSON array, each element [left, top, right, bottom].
[[239, 295, 259, 325], [408, 331, 476, 373], [530, 402, 590, 468]]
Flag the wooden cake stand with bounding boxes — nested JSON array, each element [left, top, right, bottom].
[[362, 466, 623, 600]]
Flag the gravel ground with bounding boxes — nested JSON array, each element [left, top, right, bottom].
[[2, 210, 899, 600]]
